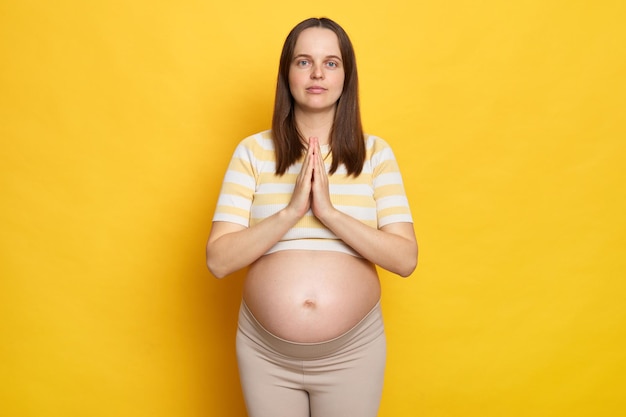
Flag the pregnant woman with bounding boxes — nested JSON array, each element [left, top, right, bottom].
[[206, 17, 417, 417]]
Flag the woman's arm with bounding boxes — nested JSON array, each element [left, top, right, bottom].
[[206, 142, 316, 278], [206, 209, 301, 278], [316, 211, 417, 277], [310, 137, 418, 277]]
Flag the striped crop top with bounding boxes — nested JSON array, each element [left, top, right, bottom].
[[212, 130, 413, 257]]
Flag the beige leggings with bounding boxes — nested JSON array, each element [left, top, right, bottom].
[[236, 300, 387, 417]]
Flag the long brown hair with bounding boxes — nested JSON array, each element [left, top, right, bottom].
[[271, 17, 365, 176]]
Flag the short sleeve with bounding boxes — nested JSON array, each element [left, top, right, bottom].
[[212, 141, 257, 227], [370, 137, 413, 227]]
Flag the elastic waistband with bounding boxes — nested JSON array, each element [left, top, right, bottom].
[[238, 299, 384, 359]]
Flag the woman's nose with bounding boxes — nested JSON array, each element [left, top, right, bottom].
[[311, 64, 324, 79]]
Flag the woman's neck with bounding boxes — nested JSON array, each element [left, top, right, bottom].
[[294, 107, 335, 146]]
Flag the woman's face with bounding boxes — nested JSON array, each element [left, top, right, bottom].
[[288, 27, 345, 115]]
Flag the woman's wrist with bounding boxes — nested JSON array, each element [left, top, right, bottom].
[[280, 205, 306, 225], [315, 206, 340, 228]]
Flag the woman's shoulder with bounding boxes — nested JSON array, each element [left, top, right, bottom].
[[234, 130, 275, 153], [230, 130, 276, 165], [364, 133, 395, 154], [239, 130, 273, 146]]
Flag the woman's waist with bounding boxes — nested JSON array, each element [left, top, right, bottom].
[[237, 297, 384, 358]]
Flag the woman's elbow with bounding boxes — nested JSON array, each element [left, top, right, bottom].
[[206, 248, 228, 279], [398, 244, 418, 277], [397, 260, 417, 278], [207, 261, 228, 279]]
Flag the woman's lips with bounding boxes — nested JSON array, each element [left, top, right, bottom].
[[306, 86, 326, 93]]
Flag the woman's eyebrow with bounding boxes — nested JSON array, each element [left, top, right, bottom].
[[293, 53, 343, 61]]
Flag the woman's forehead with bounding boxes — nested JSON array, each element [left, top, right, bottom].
[[293, 27, 341, 57]]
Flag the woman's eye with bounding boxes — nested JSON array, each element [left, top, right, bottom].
[[297, 60, 309, 66]]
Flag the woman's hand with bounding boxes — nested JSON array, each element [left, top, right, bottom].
[[285, 138, 315, 218], [207, 138, 318, 278], [305, 137, 418, 277], [309, 137, 336, 221]]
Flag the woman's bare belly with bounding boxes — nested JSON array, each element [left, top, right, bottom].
[[243, 250, 381, 343]]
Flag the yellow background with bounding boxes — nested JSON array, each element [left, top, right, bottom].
[[1, 0, 625, 416]]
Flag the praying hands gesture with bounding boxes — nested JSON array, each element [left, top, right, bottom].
[[286, 137, 334, 221], [207, 136, 416, 278]]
